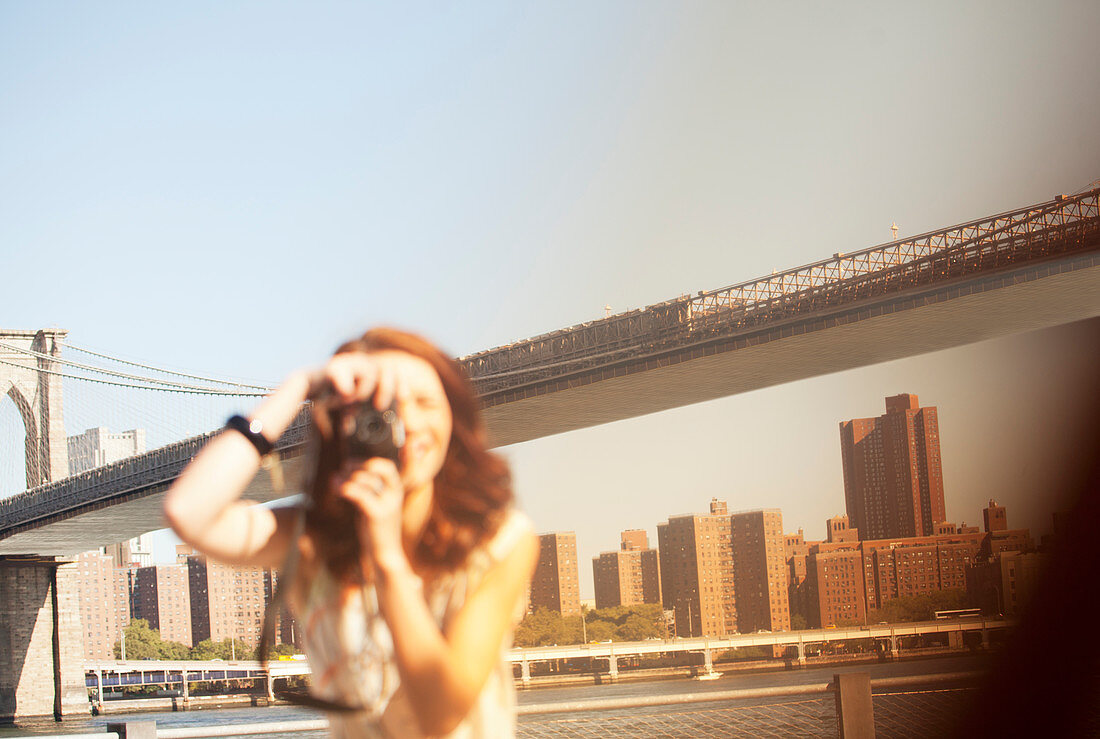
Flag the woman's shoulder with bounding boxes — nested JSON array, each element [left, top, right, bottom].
[[483, 508, 534, 563]]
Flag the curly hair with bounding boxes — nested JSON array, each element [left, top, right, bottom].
[[304, 327, 513, 584]]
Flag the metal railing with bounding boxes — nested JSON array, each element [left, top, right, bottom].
[[10, 671, 987, 738], [461, 188, 1100, 402]]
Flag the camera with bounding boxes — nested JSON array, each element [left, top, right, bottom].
[[334, 401, 406, 466]]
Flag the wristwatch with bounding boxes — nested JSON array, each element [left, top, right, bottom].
[[225, 415, 275, 456]]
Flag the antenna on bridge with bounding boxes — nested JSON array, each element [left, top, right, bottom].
[[891, 222, 899, 241], [605, 304, 612, 318]]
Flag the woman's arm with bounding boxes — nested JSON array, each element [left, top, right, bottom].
[[162, 371, 314, 568], [376, 526, 537, 735], [340, 458, 537, 735]]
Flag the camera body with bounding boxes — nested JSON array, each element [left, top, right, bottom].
[[335, 401, 406, 466]]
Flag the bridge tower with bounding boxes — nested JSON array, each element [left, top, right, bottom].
[[0, 331, 85, 719], [0, 329, 69, 489]]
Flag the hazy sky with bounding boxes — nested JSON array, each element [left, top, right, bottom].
[[2, 2, 1098, 597]]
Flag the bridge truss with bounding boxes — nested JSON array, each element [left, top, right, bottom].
[[462, 188, 1100, 405]]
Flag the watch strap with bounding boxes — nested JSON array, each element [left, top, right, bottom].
[[225, 414, 275, 456]]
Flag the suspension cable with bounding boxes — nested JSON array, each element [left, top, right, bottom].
[[0, 357, 268, 396], [0, 342, 274, 394], [64, 343, 272, 390]]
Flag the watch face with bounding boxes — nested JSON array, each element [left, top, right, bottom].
[[249, 418, 264, 435]]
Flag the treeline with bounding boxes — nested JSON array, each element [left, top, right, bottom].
[[112, 619, 297, 661], [514, 604, 664, 648], [867, 589, 968, 623]]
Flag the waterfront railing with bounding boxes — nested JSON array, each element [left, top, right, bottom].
[[10, 670, 984, 738]]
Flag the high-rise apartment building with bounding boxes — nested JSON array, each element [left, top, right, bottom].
[[657, 499, 736, 637], [983, 500, 1008, 533], [825, 515, 859, 544], [67, 426, 146, 475], [784, 529, 814, 627], [730, 509, 790, 633], [620, 529, 649, 552], [113, 566, 135, 639], [72, 550, 118, 659], [264, 570, 302, 648], [187, 555, 270, 648], [529, 532, 581, 616], [806, 543, 867, 628], [592, 530, 661, 609], [132, 563, 192, 647], [840, 394, 946, 540]]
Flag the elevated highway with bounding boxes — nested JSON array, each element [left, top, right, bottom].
[[85, 618, 1010, 690], [1, 187, 1098, 556]]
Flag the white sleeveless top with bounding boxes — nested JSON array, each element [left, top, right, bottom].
[[297, 509, 532, 738]]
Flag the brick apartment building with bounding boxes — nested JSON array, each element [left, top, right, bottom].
[[730, 509, 791, 633], [187, 554, 269, 648], [592, 530, 661, 609], [983, 499, 1008, 532], [806, 545, 867, 628], [72, 550, 119, 659], [132, 563, 192, 647], [658, 499, 736, 637], [792, 503, 1034, 627], [804, 516, 867, 627], [264, 569, 302, 648], [530, 532, 581, 616], [840, 394, 947, 540], [785, 530, 812, 626]]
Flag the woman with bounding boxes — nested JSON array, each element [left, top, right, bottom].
[[164, 328, 537, 738]]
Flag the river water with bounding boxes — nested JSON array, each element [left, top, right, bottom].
[[2, 653, 992, 737]]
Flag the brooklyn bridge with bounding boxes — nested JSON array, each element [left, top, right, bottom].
[[1, 185, 1098, 718]]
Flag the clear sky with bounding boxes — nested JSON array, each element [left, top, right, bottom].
[[2, 1, 1098, 598]]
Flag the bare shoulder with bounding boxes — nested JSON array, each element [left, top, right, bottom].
[[482, 511, 537, 586], [485, 509, 536, 562]]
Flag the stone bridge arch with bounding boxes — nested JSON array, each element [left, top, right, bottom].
[[0, 330, 68, 489]]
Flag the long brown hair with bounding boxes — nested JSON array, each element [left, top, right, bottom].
[[304, 327, 513, 584]]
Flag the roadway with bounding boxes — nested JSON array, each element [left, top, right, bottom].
[[84, 618, 1010, 686]]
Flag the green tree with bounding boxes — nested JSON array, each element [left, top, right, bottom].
[[189, 637, 255, 661], [269, 643, 299, 657], [159, 640, 190, 660], [515, 607, 567, 647], [869, 589, 968, 623], [114, 619, 163, 660], [190, 638, 220, 661], [579, 604, 664, 642], [616, 613, 660, 641], [562, 614, 584, 645], [584, 619, 615, 642], [790, 613, 809, 630]]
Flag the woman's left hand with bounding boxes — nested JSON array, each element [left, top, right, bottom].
[[334, 457, 410, 576]]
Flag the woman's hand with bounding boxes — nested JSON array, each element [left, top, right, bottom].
[[334, 457, 410, 577], [317, 351, 405, 411]]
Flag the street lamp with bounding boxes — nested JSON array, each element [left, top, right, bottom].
[[120, 629, 126, 661]]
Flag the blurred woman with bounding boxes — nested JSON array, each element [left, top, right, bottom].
[[164, 328, 537, 738]]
